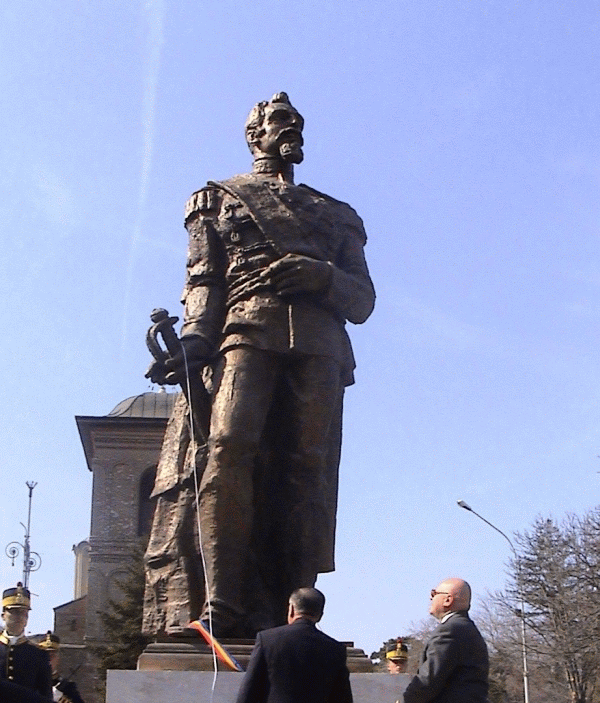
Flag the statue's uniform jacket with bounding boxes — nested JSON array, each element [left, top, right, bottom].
[[180, 174, 374, 381]]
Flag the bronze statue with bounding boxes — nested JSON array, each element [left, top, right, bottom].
[[143, 92, 375, 638]]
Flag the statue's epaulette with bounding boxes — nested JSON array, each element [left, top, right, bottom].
[[184, 186, 220, 221], [299, 183, 366, 242], [298, 183, 349, 207]]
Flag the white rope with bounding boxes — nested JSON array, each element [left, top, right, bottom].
[[180, 345, 219, 699]]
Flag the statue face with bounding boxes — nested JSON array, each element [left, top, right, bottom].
[[254, 103, 304, 164]]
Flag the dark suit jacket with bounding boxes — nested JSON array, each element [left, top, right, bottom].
[[235, 618, 353, 703], [403, 612, 488, 703]]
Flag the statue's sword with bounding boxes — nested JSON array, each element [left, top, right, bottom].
[[145, 308, 211, 443]]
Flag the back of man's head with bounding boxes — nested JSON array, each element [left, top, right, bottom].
[[443, 578, 472, 611], [289, 588, 326, 621], [448, 578, 471, 610]]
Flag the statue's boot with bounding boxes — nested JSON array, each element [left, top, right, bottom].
[[197, 451, 254, 638]]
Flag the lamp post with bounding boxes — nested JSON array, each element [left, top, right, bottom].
[[5, 481, 42, 588], [457, 499, 530, 703]]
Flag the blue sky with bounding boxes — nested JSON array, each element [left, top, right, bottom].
[[1, 0, 599, 658]]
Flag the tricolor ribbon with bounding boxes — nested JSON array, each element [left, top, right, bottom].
[[188, 620, 245, 672]]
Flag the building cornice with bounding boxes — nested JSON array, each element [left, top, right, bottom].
[[76, 416, 169, 471]]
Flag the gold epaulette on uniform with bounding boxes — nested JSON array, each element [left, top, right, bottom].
[[0, 632, 28, 646], [184, 187, 220, 221]]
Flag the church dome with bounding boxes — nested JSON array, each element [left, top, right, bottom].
[[107, 390, 178, 418]]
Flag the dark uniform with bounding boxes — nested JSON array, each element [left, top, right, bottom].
[[0, 678, 55, 703], [35, 631, 85, 703], [0, 585, 52, 700], [0, 636, 53, 698]]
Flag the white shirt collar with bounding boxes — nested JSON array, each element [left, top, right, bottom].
[[1, 629, 25, 645], [441, 611, 459, 623]]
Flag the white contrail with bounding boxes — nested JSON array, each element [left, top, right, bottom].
[[121, 0, 165, 358]]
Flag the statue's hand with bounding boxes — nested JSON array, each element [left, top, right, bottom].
[[265, 254, 333, 296], [163, 335, 212, 385], [145, 359, 170, 385]]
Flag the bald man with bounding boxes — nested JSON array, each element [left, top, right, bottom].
[[402, 578, 488, 703]]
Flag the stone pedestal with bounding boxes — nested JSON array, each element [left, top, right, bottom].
[[106, 670, 410, 703], [138, 637, 374, 672], [138, 639, 255, 672]]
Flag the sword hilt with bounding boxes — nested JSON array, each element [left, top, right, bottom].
[[146, 308, 181, 363]]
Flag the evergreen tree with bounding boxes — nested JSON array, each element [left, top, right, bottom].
[[94, 542, 150, 681]]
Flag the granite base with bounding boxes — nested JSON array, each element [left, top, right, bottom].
[[106, 670, 410, 703]]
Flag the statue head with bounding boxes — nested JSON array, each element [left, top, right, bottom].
[[245, 92, 305, 164]]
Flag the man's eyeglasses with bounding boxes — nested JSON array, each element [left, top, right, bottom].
[[430, 589, 450, 599]]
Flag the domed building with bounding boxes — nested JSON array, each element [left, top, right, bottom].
[[53, 390, 177, 703]]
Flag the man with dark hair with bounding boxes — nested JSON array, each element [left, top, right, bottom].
[[401, 578, 488, 703], [288, 587, 325, 618], [0, 584, 52, 701], [235, 587, 353, 703]]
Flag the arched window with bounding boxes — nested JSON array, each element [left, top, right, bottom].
[[138, 467, 157, 536]]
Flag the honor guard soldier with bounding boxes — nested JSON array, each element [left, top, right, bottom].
[[0, 583, 52, 699], [386, 638, 409, 674], [35, 631, 85, 703]]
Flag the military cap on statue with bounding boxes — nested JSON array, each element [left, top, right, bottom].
[[386, 638, 408, 662], [35, 631, 60, 651], [2, 582, 31, 610]]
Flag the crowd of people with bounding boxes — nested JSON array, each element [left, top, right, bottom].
[[1, 577, 488, 703]]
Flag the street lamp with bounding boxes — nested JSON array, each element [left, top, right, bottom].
[[457, 500, 530, 703], [5, 481, 42, 588]]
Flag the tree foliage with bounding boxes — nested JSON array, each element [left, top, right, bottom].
[[478, 594, 569, 703], [94, 542, 150, 681], [493, 508, 600, 703]]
